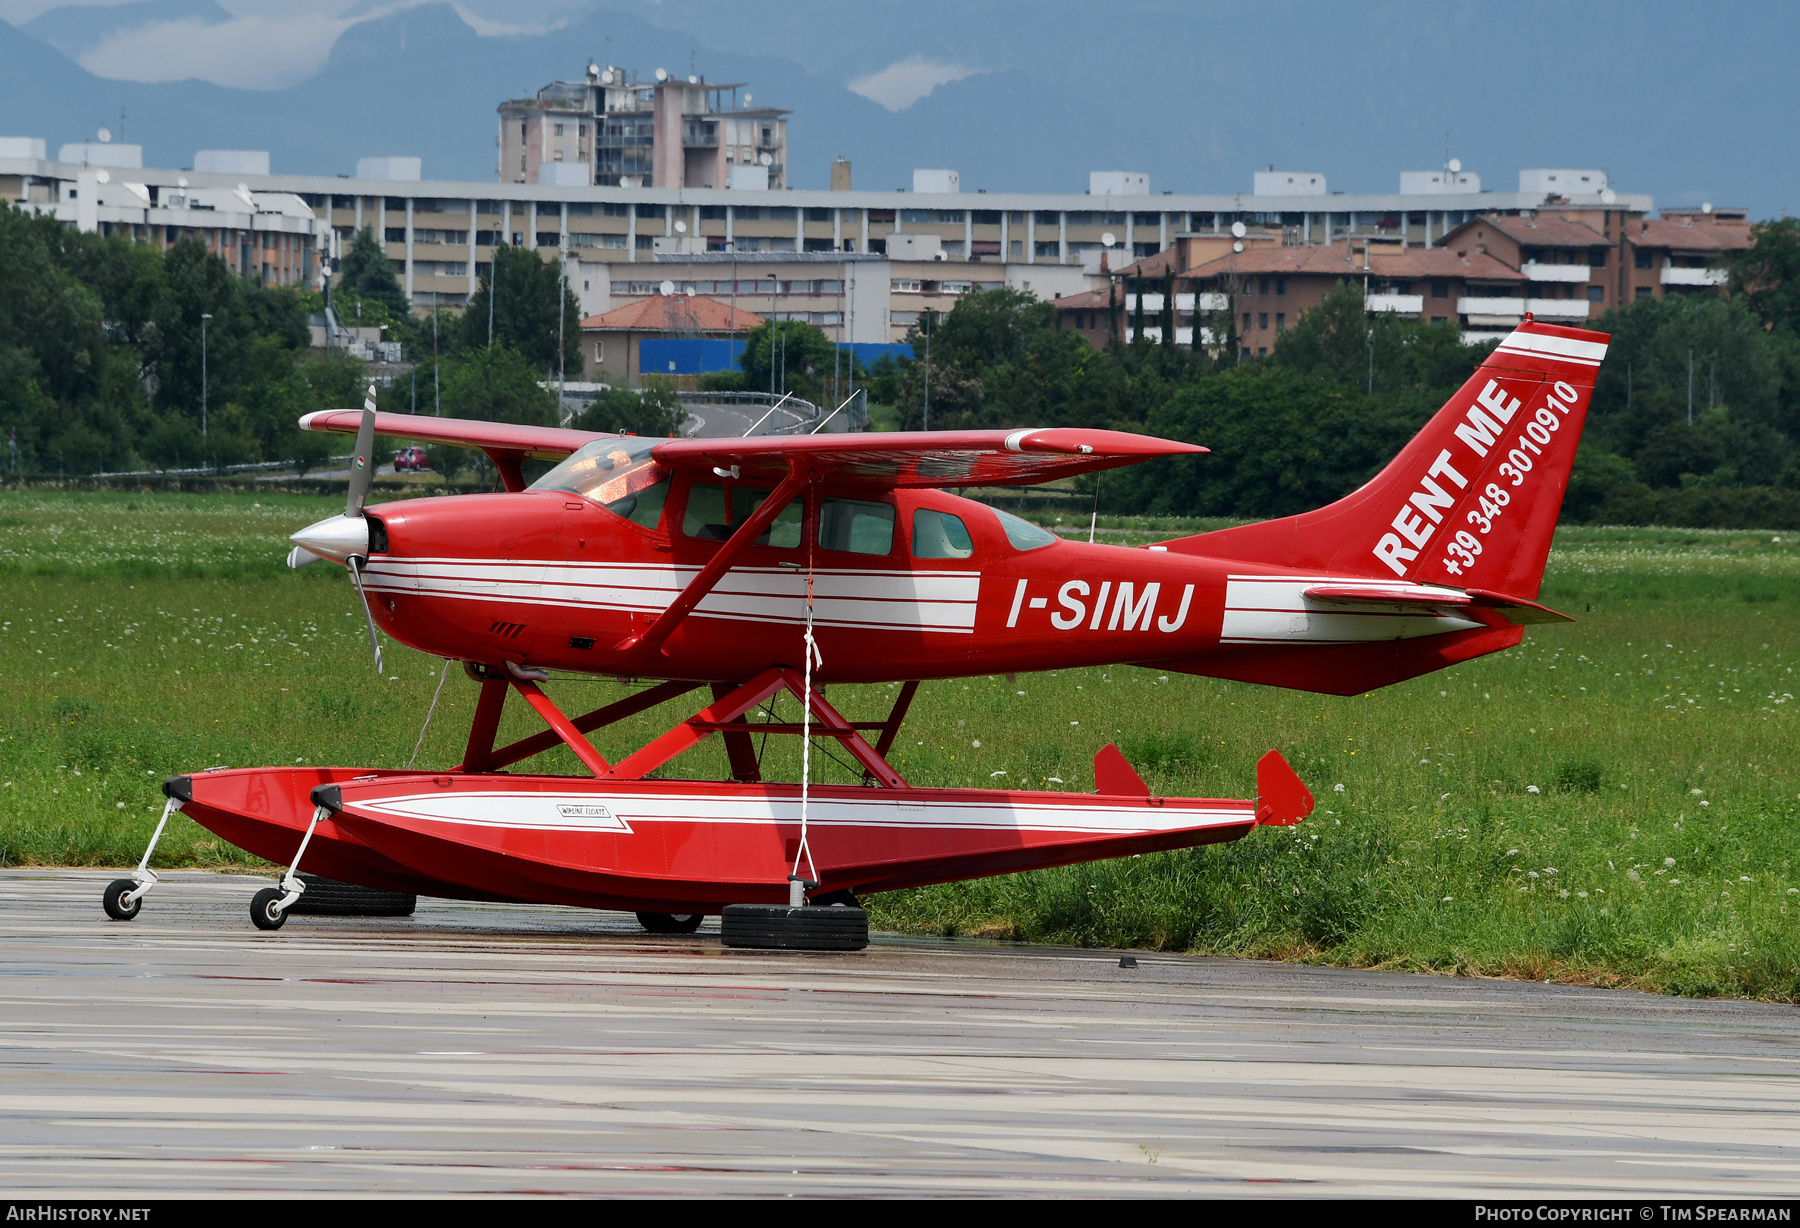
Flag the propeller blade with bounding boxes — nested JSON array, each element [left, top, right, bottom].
[[347, 554, 384, 674], [286, 545, 321, 569], [345, 382, 378, 517]]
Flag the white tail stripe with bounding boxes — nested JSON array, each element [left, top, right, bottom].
[[1495, 330, 1608, 366]]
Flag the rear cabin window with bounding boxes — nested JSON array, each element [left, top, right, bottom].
[[818, 498, 895, 556], [680, 481, 801, 549], [911, 508, 973, 559], [530, 439, 669, 530]]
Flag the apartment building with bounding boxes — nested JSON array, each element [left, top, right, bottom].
[[1622, 207, 1752, 301], [1113, 239, 1521, 356], [1437, 212, 1630, 324], [498, 64, 789, 190], [4, 166, 325, 286], [1073, 197, 1753, 358], [0, 144, 1671, 342]]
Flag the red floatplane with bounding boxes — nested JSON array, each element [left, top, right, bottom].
[[105, 317, 1607, 948]]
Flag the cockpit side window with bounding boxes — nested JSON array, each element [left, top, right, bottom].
[[911, 508, 974, 559], [681, 481, 802, 548]]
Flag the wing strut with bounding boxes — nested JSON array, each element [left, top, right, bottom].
[[615, 461, 810, 659]]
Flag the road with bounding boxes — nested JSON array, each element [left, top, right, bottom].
[[3, 870, 1797, 1198]]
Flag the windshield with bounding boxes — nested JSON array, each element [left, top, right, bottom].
[[531, 438, 670, 528], [992, 507, 1058, 551]]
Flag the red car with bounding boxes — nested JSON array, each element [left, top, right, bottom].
[[393, 446, 431, 472]]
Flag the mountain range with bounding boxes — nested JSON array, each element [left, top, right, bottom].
[[1, 0, 1793, 215]]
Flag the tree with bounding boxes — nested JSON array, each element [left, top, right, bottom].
[[147, 237, 244, 418], [1111, 364, 1428, 518], [335, 226, 411, 320], [735, 318, 842, 405], [1733, 217, 1800, 336], [456, 243, 582, 372], [1584, 293, 1791, 484], [437, 344, 558, 425], [576, 384, 686, 437], [1273, 280, 1486, 401]]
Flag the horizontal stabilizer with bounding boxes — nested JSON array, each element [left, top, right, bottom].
[[1302, 583, 1570, 625]]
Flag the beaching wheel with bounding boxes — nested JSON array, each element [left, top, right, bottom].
[[721, 904, 869, 951], [285, 873, 416, 917], [636, 912, 705, 934]]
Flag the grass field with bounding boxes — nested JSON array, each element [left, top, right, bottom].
[[3, 489, 1797, 1000]]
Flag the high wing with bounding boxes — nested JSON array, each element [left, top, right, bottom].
[[300, 410, 598, 459], [299, 410, 605, 491], [304, 411, 1208, 492], [651, 428, 1207, 488]]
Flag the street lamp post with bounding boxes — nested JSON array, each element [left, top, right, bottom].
[[765, 273, 780, 399], [922, 309, 931, 432], [200, 313, 212, 435]]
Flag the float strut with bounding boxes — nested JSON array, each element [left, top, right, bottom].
[[121, 797, 181, 907], [270, 805, 329, 916]]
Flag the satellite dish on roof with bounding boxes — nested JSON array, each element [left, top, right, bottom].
[[659, 279, 675, 296], [601, 68, 614, 85], [654, 67, 668, 82], [95, 169, 110, 184], [743, 93, 752, 105], [1230, 221, 1247, 238], [1702, 201, 1713, 214], [177, 176, 188, 188], [1447, 157, 1461, 173], [1101, 232, 1117, 248], [97, 127, 111, 143], [758, 152, 772, 166], [1233, 241, 1244, 253], [688, 74, 698, 84], [1601, 189, 1617, 205], [675, 220, 688, 233]]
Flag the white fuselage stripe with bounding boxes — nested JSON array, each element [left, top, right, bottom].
[[362, 559, 982, 634]]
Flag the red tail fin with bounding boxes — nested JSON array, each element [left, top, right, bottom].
[[1170, 319, 1608, 599]]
